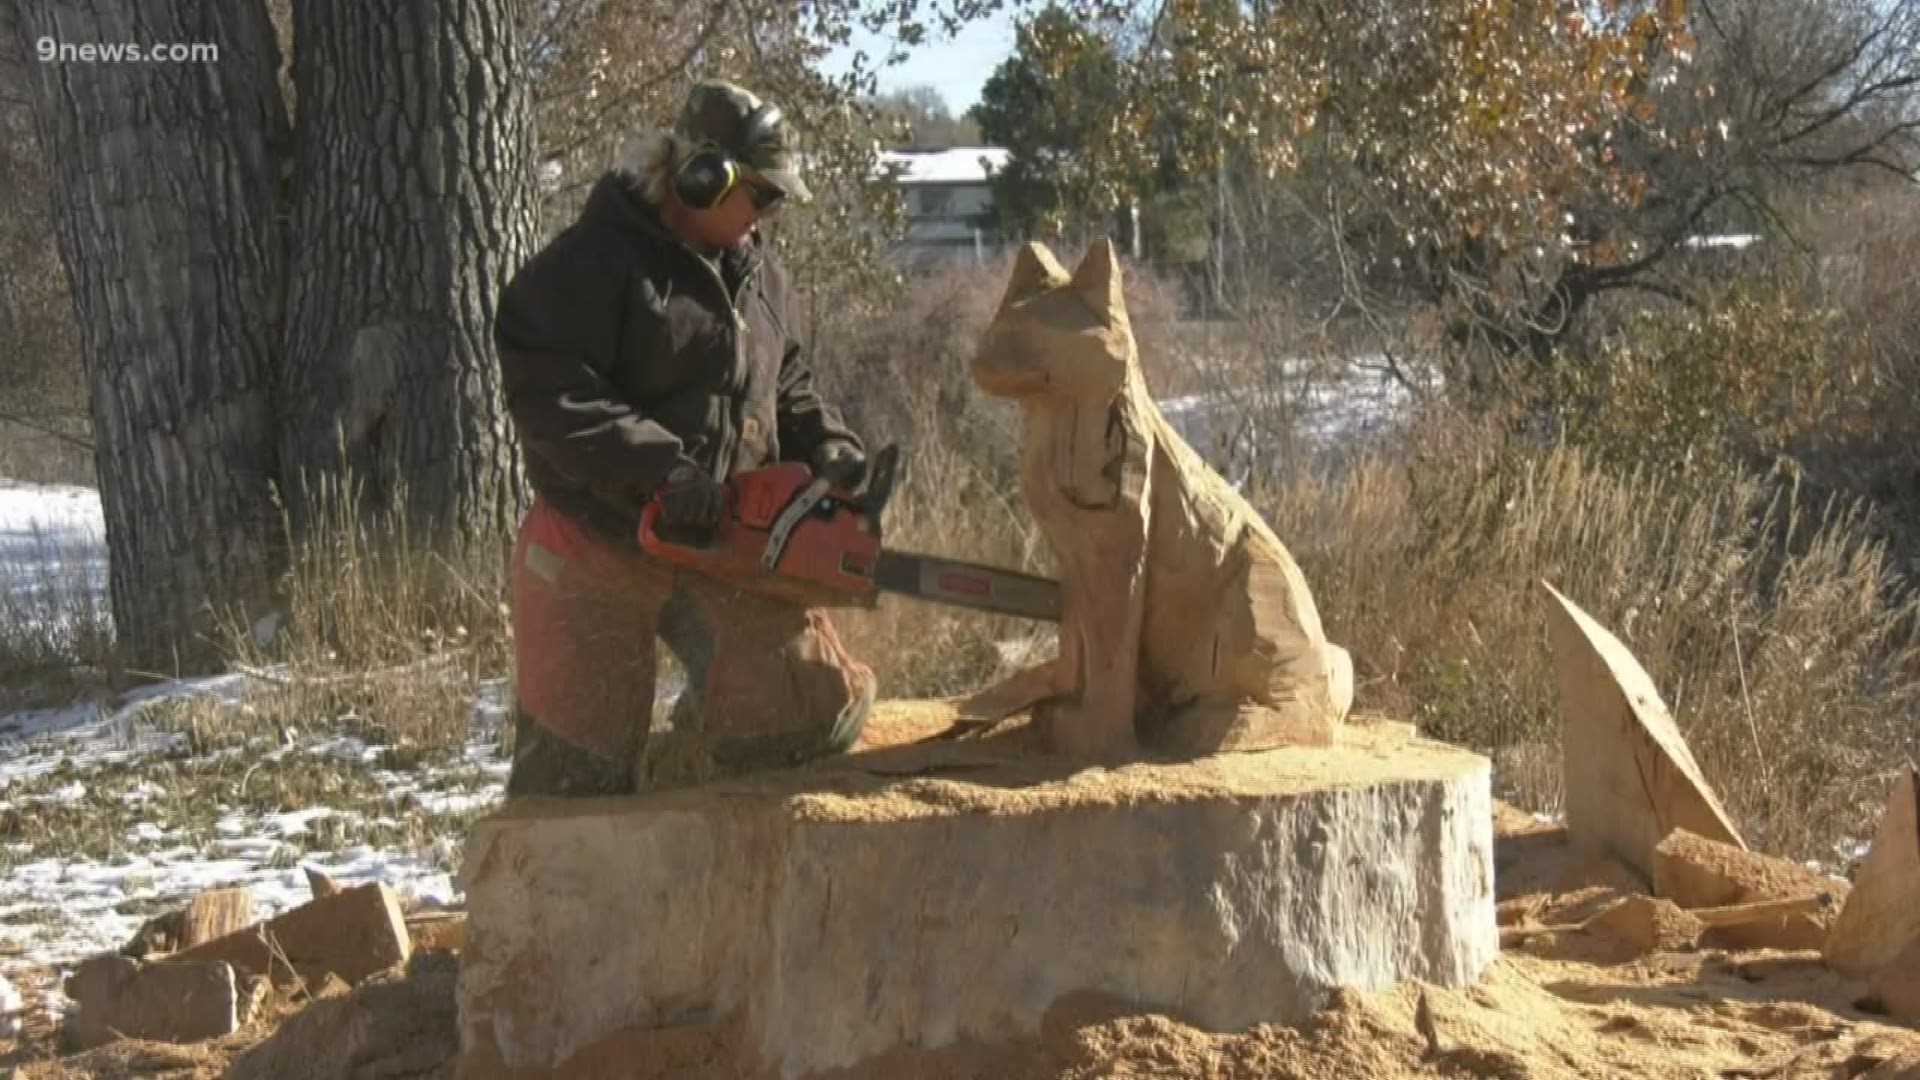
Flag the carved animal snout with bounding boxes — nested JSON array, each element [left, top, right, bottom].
[[972, 330, 1051, 399]]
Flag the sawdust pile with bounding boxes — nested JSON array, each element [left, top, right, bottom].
[[17, 946, 1919, 1080], [493, 957, 1915, 1080], [807, 951, 1920, 1080]]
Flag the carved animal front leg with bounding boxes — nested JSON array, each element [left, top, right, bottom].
[[1040, 569, 1146, 759], [1037, 487, 1150, 757], [1031, 396, 1154, 759]]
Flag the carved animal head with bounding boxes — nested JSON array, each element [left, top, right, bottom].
[[973, 240, 1133, 401]]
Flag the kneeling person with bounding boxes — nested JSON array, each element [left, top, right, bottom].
[[493, 79, 875, 798]]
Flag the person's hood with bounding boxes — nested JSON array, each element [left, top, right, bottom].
[[582, 171, 764, 279]]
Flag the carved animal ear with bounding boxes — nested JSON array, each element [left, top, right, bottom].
[[999, 242, 1070, 313], [1070, 238, 1125, 318]]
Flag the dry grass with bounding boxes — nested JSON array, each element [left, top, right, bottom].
[[196, 473, 512, 755], [0, 728, 486, 874], [1261, 415, 1920, 864], [831, 460, 1057, 700]]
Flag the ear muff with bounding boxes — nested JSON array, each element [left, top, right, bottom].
[[672, 144, 739, 210], [671, 104, 788, 210]]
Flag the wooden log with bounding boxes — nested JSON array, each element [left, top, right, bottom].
[[1542, 583, 1744, 882], [1654, 830, 1839, 908], [64, 953, 239, 1049], [1693, 894, 1839, 928], [1499, 895, 1834, 954], [165, 882, 411, 987], [179, 887, 254, 949], [1826, 768, 1920, 977], [407, 912, 467, 954], [122, 886, 255, 959], [1872, 935, 1920, 1025], [305, 866, 344, 899]]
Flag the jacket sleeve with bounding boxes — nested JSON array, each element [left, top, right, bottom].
[[767, 265, 861, 464], [776, 340, 862, 464], [494, 241, 691, 509]]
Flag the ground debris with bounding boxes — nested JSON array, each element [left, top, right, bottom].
[[123, 889, 256, 962], [1827, 768, 1920, 978], [1583, 895, 1705, 958], [1655, 828, 1846, 951], [5, 738, 1910, 1079], [162, 882, 411, 990], [225, 951, 456, 1080], [61, 955, 241, 1051], [1873, 937, 1920, 1026]]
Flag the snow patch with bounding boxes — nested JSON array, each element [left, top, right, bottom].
[[0, 480, 110, 637]]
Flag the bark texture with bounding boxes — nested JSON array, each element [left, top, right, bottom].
[[13, 0, 288, 668], [281, 0, 535, 560]]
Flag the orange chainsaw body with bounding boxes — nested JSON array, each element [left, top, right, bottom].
[[637, 461, 883, 602]]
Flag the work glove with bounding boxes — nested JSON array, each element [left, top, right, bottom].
[[655, 462, 728, 534], [811, 440, 868, 491]]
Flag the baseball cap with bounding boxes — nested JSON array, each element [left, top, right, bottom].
[[676, 79, 812, 204]]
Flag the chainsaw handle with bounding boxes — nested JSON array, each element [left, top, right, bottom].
[[861, 444, 901, 513], [638, 498, 719, 553], [762, 475, 833, 571]]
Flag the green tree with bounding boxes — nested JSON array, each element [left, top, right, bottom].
[[969, 4, 1122, 238], [869, 86, 982, 148]]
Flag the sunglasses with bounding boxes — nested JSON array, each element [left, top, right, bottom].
[[743, 182, 783, 212]]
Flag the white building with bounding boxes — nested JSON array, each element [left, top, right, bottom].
[[877, 147, 1010, 267]]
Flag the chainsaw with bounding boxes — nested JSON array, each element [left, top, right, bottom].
[[638, 444, 1061, 622]]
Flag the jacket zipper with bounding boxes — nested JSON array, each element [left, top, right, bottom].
[[609, 192, 763, 482], [686, 251, 756, 482]]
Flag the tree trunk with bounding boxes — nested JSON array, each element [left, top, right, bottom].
[[12, 0, 289, 670], [280, 0, 534, 566]]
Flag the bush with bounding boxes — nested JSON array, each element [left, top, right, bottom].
[[1263, 416, 1920, 864], [1547, 282, 1865, 476]]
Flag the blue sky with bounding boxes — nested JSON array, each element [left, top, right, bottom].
[[818, 7, 1019, 115]]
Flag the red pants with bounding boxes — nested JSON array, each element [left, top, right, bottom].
[[509, 498, 874, 776]]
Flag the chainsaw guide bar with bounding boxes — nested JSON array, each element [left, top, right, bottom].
[[871, 550, 1062, 622], [638, 444, 1062, 622]]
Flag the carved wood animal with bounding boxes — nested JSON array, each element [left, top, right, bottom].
[[969, 239, 1352, 758]]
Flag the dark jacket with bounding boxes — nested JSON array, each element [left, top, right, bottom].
[[494, 172, 859, 545]]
